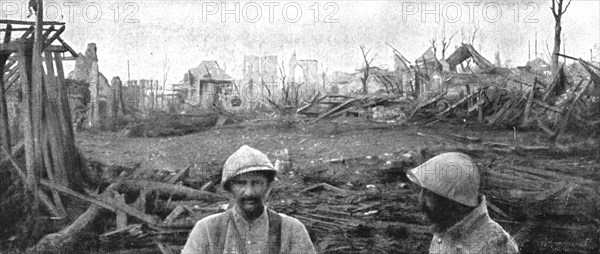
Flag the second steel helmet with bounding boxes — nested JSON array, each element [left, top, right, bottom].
[[406, 152, 480, 207]]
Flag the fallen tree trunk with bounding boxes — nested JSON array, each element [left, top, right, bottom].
[[31, 183, 121, 253], [120, 179, 227, 202]]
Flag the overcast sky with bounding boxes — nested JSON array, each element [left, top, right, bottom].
[[2, 0, 599, 84]]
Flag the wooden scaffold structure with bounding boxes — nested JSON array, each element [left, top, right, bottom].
[[0, 0, 86, 248]]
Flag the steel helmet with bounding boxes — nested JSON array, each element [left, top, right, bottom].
[[406, 152, 480, 207], [221, 145, 276, 191]]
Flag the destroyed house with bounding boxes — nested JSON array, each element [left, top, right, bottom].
[[182, 61, 234, 109], [445, 43, 494, 73], [415, 46, 441, 73]]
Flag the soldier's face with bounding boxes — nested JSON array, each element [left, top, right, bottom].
[[230, 172, 271, 219]]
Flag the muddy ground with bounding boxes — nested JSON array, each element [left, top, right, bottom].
[[47, 115, 600, 253]]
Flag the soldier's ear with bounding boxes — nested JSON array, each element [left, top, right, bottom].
[[264, 186, 273, 202]]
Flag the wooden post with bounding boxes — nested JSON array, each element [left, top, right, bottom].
[[16, 48, 35, 195], [465, 84, 471, 118], [53, 51, 83, 189], [116, 77, 124, 116], [0, 22, 11, 147], [522, 77, 537, 126], [0, 53, 11, 151], [115, 192, 127, 229], [161, 82, 165, 109], [109, 77, 118, 119], [151, 80, 155, 110], [89, 45, 100, 125], [29, 0, 45, 206], [477, 90, 483, 123], [140, 80, 145, 111]]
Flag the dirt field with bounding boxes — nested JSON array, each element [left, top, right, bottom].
[[74, 115, 600, 254]]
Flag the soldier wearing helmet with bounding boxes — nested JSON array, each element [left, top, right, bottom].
[[407, 152, 519, 254], [182, 145, 316, 254]]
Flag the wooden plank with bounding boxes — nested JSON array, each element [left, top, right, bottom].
[[310, 97, 358, 123], [510, 165, 596, 185], [43, 25, 65, 49], [40, 179, 116, 212], [19, 26, 34, 39], [44, 45, 69, 52], [0, 19, 65, 26], [537, 118, 556, 136], [0, 145, 64, 218], [300, 183, 356, 194], [534, 99, 563, 113], [436, 90, 477, 117], [467, 94, 486, 113], [115, 192, 128, 229], [408, 91, 447, 119], [0, 27, 32, 32], [40, 179, 160, 227], [122, 179, 227, 202], [163, 205, 186, 224], [155, 241, 172, 254], [3, 23, 11, 43], [56, 37, 78, 57], [522, 78, 537, 126], [4, 62, 19, 77], [477, 91, 484, 123], [167, 165, 191, 184], [486, 97, 514, 125], [41, 25, 54, 40], [555, 80, 592, 137]]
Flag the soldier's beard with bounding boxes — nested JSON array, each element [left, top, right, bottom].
[[422, 205, 448, 233], [238, 196, 265, 221]]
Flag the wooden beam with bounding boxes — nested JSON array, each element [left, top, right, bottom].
[[0, 19, 65, 26], [436, 90, 479, 117], [56, 37, 78, 58], [114, 192, 128, 229], [0, 27, 33, 32], [20, 26, 34, 40], [522, 78, 537, 126], [4, 64, 19, 80], [44, 45, 69, 52], [121, 179, 228, 202], [62, 56, 77, 61], [3, 23, 11, 43], [4, 74, 19, 91], [43, 25, 65, 49], [6, 68, 20, 88], [534, 99, 563, 113], [40, 179, 160, 227], [42, 25, 55, 41]]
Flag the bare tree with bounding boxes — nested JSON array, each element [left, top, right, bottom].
[[359, 45, 375, 94], [550, 0, 572, 74], [161, 54, 170, 108], [321, 67, 328, 90], [429, 37, 437, 59], [441, 32, 457, 59], [439, 22, 457, 59], [278, 60, 290, 105], [459, 23, 479, 72]]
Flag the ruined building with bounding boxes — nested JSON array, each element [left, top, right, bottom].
[[289, 51, 319, 84], [242, 55, 278, 85], [182, 61, 234, 110]]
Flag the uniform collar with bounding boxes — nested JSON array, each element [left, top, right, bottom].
[[232, 204, 268, 227], [440, 194, 490, 240]]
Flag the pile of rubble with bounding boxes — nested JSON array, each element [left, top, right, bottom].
[[299, 57, 600, 139]]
